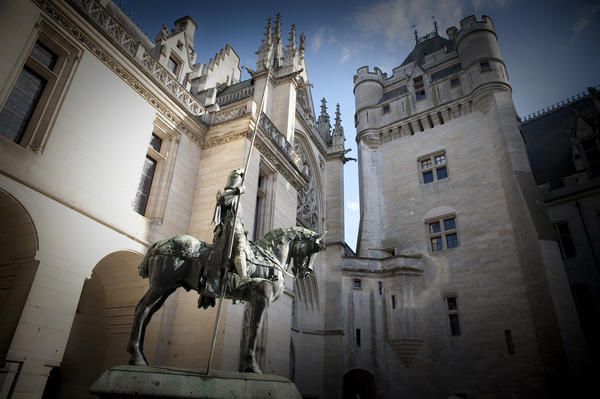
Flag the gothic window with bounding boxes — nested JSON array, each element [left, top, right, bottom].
[[167, 53, 181, 77], [581, 137, 600, 176], [419, 151, 448, 184], [133, 133, 163, 215], [445, 295, 461, 336], [294, 141, 320, 230], [133, 118, 178, 219], [0, 20, 80, 150], [450, 77, 461, 88], [427, 215, 459, 251], [253, 163, 275, 240], [553, 221, 576, 259], [382, 104, 390, 114], [414, 76, 426, 101]]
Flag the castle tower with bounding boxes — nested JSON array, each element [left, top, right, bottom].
[[350, 15, 590, 398]]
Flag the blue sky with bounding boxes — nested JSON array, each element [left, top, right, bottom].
[[119, 0, 600, 250]]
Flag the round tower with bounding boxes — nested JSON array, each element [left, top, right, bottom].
[[455, 15, 509, 91], [353, 66, 385, 112], [353, 66, 386, 257]]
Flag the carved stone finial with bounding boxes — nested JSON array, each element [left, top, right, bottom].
[[299, 32, 306, 54], [317, 98, 331, 143], [265, 17, 273, 45], [287, 24, 297, 51], [320, 97, 328, 117], [334, 103, 342, 129], [155, 24, 170, 44], [274, 13, 282, 42]]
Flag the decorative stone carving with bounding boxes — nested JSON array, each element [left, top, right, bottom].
[[32, 0, 206, 146], [212, 104, 247, 124], [70, 0, 204, 116], [294, 142, 320, 230]]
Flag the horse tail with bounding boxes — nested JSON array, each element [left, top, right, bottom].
[[138, 242, 158, 278]]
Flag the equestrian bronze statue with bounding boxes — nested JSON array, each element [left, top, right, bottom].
[[126, 169, 326, 373]]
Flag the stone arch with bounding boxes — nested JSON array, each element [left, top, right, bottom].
[[293, 130, 325, 232], [0, 188, 39, 367], [343, 368, 376, 399], [56, 250, 162, 398]]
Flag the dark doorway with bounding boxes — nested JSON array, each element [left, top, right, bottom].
[[343, 369, 376, 399]]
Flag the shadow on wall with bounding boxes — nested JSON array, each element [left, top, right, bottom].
[[53, 250, 157, 399]]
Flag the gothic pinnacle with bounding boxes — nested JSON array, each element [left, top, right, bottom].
[[320, 97, 328, 118], [264, 17, 272, 45], [299, 32, 306, 55], [335, 103, 342, 128], [287, 24, 297, 51], [274, 13, 282, 42]]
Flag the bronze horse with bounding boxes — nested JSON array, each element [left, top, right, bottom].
[[126, 227, 325, 373]]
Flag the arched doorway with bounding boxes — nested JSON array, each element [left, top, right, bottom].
[[343, 369, 376, 399], [56, 250, 160, 398], [0, 189, 39, 367]]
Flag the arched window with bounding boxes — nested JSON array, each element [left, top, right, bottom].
[[293, 140, 321, 230]]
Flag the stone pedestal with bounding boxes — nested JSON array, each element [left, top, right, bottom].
[[90, 365, 302, 398]]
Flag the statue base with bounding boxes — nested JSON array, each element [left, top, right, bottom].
[[89, 365, 302, 398]]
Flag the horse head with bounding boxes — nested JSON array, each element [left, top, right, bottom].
[[291, 231, 326, 279]]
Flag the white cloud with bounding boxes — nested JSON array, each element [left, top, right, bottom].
[[310, 27, 337, 53], [354, 0, 464, 47], [339, 46, 352, 64], [347, 201, 360, 211]]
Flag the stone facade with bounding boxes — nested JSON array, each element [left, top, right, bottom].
[[343, 15, 591, 399], [0, 1, 345, 398], [0, 2, 593, 398], [521, 87, 600, 370]]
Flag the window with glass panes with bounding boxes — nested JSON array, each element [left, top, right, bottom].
[[167, 55, 180, 76], [0, 23, 80, 151], [553, 221, 576, 259], [445, 296, 461, 336], [419, 151, 448, 184], [0, 42, 58, 143], [133, 133, 164, 215], [427, 215, 459, 251]]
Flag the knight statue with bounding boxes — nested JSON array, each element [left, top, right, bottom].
[[211, 168, 250, 282]]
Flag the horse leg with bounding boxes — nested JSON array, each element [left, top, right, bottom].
[[242, 284, 273, 373], [127, 286, 175, 365]]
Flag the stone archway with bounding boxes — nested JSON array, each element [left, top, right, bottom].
[[343, 369, 376, 399], [56, 250, 161, 398], [0, 189, 39, 368]]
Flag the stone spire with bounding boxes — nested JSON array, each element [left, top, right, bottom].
[[283, 23, 298, 67], [256, 16, 273, 71], [272, 13, 283, 68], [317, 97, 331, 143], [287, 24, 297, 51], [332, 103, 345, 143], [299, 32, 306, 59]]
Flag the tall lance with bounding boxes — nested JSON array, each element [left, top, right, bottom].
[[205, 53, 273, 375]]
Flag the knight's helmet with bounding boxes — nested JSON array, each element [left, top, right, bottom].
[[225, 168, 245, 189]]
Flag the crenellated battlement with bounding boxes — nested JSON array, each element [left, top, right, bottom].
[[454, 14, 496, 43], [353, 66, 387, 86]]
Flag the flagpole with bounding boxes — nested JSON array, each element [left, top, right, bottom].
[[205, 61, 272, 375]]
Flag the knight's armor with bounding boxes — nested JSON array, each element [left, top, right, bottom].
[[211, 168, 249, 282]]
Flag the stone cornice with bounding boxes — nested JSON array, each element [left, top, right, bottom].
[[34, 0, 207, 145]]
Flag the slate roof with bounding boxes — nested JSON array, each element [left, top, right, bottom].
[[520, 96, 597, 188], [400, 35, 453, 67]]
